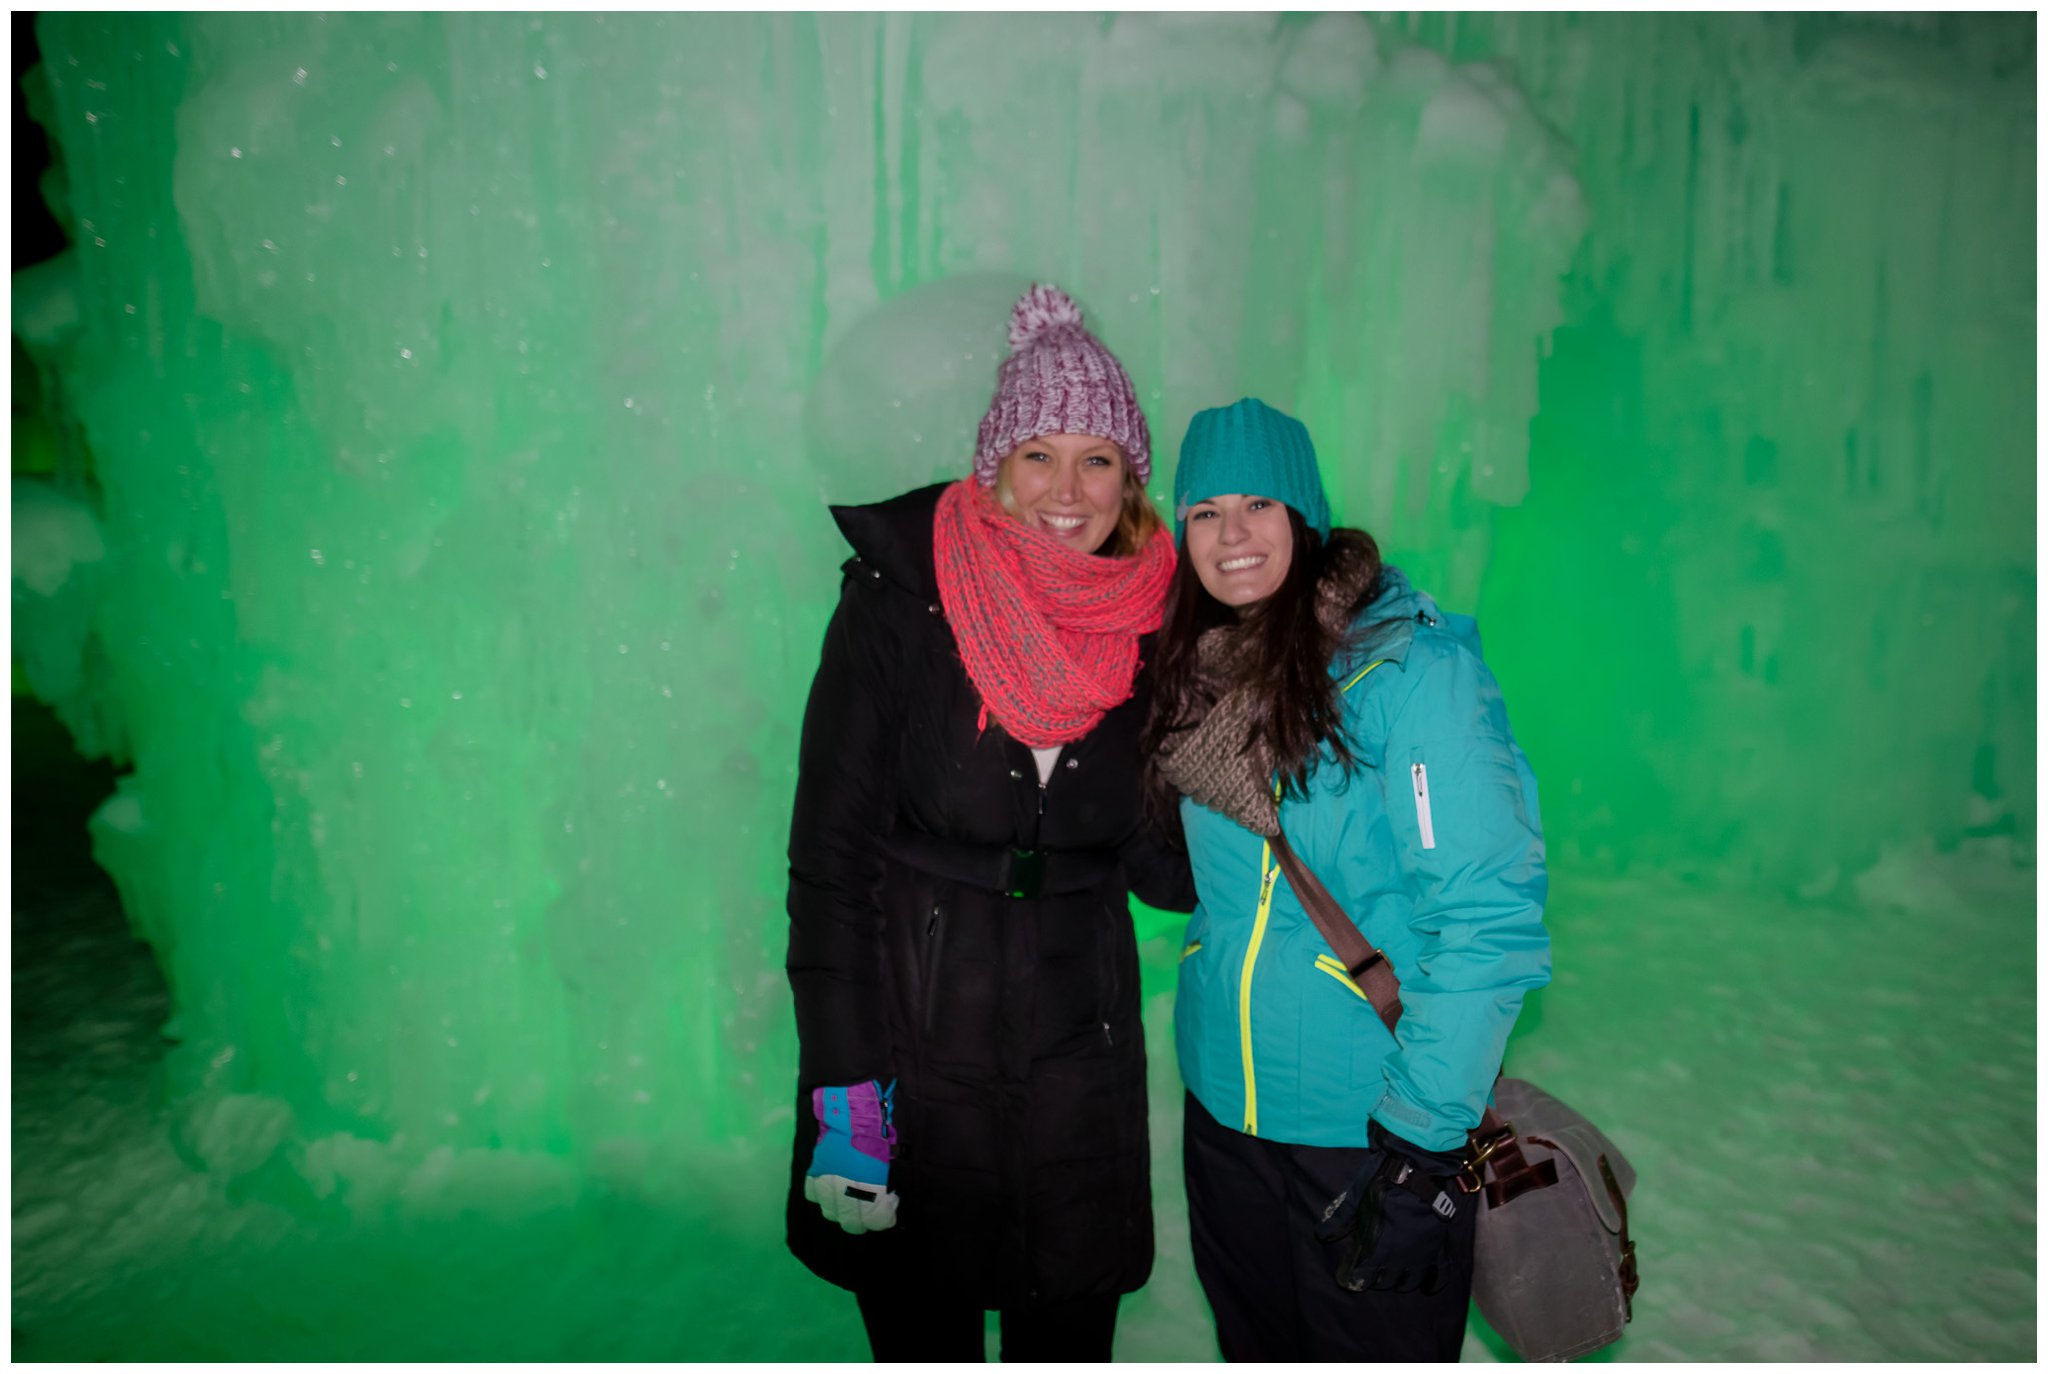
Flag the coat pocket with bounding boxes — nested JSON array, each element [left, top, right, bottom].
[[1303, 955, 1398, 1091], [920, 901, 947, 1037], [1312, 953, 1372, 1005], [1097, 902, 1121, 1050]]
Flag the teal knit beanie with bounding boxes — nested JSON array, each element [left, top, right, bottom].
[[1173, 397, 1332, 540]]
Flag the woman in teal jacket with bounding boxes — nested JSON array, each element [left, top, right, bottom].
[[1142, 398, 1550, 1362]]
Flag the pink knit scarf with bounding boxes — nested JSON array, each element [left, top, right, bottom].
[[932, 479, 1176, 748]]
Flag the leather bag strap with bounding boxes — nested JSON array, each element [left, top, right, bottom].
[[1267, 825, 1519, 1179]]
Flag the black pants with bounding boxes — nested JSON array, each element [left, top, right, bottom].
[[1183, 1092, 1476, 1362], [855, 1287, 1120, 1362]]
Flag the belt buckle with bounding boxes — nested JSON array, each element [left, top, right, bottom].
[[1005, 849, 1044, 900]]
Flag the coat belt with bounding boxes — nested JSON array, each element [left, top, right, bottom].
[[883, 828, 1121, 900]]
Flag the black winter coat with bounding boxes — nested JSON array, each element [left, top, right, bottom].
[[784, 483, 1195, 1310]]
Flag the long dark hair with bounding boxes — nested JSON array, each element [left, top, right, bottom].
[[1141, 509, 1385, 836]]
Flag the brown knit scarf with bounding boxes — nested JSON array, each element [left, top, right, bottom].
[[1154, 551, 1381, 836]]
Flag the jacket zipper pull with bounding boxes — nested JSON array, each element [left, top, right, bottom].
[[1038, 782, 1047, 817]]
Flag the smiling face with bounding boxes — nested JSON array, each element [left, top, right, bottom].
[[995, 434, 1127, 553], [1182, 493, 1295, 607]]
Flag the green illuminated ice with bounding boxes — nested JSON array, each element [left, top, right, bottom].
[[12, 11, 2033, 1361]]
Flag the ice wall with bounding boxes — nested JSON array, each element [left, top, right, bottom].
[[18, 12, 1585, 1159], [1397, 13, 2036, 885]]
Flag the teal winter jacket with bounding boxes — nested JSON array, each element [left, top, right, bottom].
[[1174, 567, 1551, 1151]]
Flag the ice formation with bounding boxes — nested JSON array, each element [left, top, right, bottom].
[[14, 10, 1605, 1158]]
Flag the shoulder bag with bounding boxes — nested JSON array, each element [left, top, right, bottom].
[[1268, 831, 1641, 1363]]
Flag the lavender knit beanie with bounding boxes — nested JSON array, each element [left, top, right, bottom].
[[973, 284, 1151, 486]]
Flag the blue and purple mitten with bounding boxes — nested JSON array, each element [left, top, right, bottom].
[[804, 1079, 898, 1234]]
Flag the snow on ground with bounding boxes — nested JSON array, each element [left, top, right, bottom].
[[10, 714, 2035, 1360]]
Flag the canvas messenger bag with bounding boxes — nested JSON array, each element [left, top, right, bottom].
[[1268, 830, 1641, 1363]]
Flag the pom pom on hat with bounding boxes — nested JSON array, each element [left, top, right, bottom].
[[973, 282, 1152, 486], [1008, 283, 1086, 348]]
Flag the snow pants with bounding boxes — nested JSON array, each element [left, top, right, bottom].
[[1183, 1092, 1476, 1362]]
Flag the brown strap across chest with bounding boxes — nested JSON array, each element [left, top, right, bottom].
[[1268, 830, 1402, 1032], [1266, 829, 1551, 1205]]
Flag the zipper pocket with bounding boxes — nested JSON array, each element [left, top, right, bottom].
[[1098, 902, 1121, 1047], [1411, 761, 1437, 850], [921, 902, 947, 1036], [1314, 954, 1371, 1004]]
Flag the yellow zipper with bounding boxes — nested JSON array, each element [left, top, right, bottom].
[[1236, 658, 1388, 1138], [1340, 658, 1388, 693], [1315, 953, 1372, 1003], [1239, 842, 1278, 1135]]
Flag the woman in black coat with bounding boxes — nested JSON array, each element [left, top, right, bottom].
[[785, 285, 1193, 1361]]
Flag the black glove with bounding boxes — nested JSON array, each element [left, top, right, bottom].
[[1315, 1119, 1468, 1295]]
